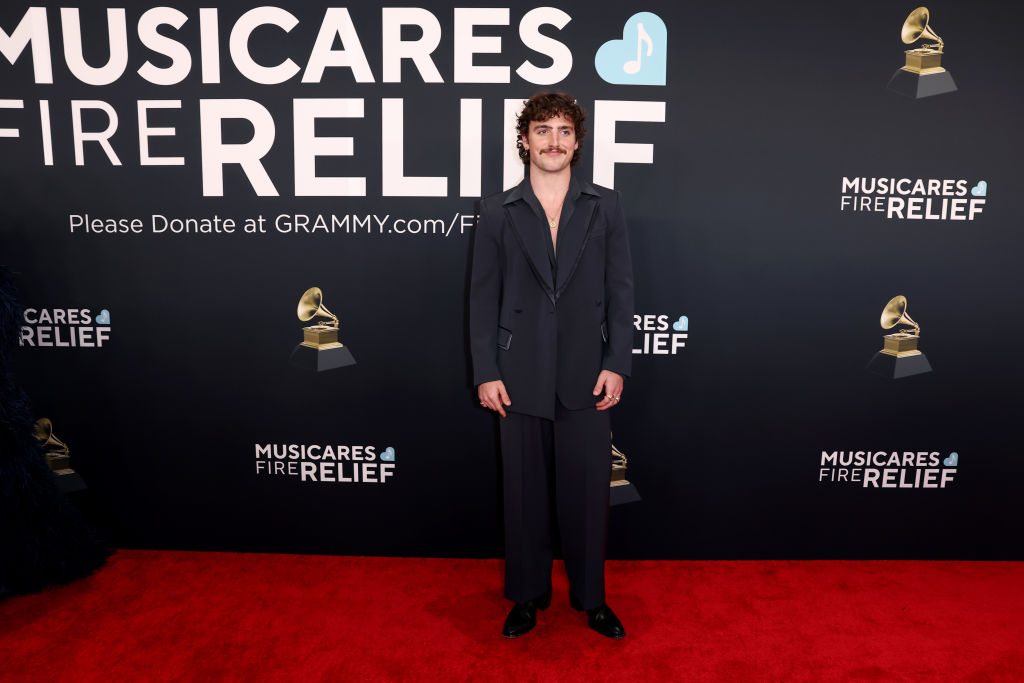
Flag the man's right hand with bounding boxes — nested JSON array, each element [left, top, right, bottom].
[[478, 380, 512, 418]]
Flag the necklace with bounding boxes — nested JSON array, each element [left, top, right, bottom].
[[545, 198, 565, 229]]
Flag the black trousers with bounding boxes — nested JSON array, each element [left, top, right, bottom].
[[499, 401, 611, 610]]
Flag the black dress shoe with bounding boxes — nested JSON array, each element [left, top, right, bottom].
[[502, 589, 552, 638], [569, 595, 626, 639]]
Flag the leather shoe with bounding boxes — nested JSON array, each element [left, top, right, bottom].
[[569, 594, 626, 639], [502, 589, 552, 638]]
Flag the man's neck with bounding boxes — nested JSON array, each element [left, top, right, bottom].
[[528, 166, 571, 203]]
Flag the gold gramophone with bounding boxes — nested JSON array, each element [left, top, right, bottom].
[[609, 437, 641, 505], [290, 287, 356, 371], [900, 7, 946, 73], [867, 295, 933, 378], [887, 7, 957, 98], [880, 295, 922, 357], [32, 418, 72, 473], [611, 443, 628, 484], [298, 286, 341, 348]]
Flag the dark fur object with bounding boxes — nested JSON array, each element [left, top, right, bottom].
[[0, 265, 111, 600]]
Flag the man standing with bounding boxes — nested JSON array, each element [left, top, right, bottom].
[[469, 92, 634, 639]]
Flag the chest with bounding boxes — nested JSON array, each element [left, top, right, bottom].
[[536, 196, 564, 224]]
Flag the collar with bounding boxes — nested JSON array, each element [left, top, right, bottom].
[[502, 174, 600, 205]]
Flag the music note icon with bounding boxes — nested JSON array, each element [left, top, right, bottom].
[[623, 23, 653, 75], [594, 12, 666, 85]]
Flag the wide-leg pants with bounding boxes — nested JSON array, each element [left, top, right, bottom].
[[499, 401, 611, 610]]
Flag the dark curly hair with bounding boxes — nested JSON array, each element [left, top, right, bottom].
[[516, 92, 587, 167]]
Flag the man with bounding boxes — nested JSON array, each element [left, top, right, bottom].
[[469, 92, 634, 639]]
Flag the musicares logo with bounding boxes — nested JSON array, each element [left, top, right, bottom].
[[633, 313, 687, 355], [840, 177, 986, 221], [0, 8, 669, 197], [20, 307, 111, 348], [819, 450, 958, 489], [254, 443, 397, 485]]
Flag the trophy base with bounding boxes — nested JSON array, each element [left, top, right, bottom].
[[289, 343, 356, 372], [46, 452, 71, 470], [887, 68, 957, 99], [610, 479, 642, 506], [866, 350, 932, 379], [54, 470, 87, 494]]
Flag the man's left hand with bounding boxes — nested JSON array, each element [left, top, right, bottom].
[[593, 370, 624, 411]]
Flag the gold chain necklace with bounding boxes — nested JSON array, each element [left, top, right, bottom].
[[545, 198, 566, 229]]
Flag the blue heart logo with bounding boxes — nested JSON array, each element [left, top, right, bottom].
[[95, 309, 110, 325], [672, 315, 688, 332], [380, 447, 395, 462], [971, 181, 987, 197], [595, 13, 668, 86], [943, 452, 958, 467]]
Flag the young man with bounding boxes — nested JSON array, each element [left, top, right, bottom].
[[469, 92, 634, 639]]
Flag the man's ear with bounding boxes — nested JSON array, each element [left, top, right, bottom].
[[521, 134, 529, 150]]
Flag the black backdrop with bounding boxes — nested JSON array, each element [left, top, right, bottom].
[[2, 1, 1022, 559]]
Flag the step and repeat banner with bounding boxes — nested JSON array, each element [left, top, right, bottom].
[[2, 1, 1022, 559]]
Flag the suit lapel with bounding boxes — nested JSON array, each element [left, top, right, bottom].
[[505, 201, 555, 294], [554, 194, 597, 295]]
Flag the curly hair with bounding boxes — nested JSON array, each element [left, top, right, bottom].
[[516, 92, 587, 167]]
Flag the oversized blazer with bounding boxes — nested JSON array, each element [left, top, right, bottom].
[[469, 176, 634, 420]]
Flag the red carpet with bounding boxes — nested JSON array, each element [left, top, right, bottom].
[[1, 551, 1021, 682]]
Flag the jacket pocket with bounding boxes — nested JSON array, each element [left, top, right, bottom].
[[497, 326, 512, 351], [600, 320, 608, 343]]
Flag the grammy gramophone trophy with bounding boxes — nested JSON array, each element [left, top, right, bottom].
[[33, 418, 72, 472], [866, 295, 933, 379], [288, 287, 356, 372], [610, 439, 641, 506], [887, 7, 957, 98], [33, 417, 86, 492]]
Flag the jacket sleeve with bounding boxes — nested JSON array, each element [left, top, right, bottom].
[[602, 190, 635, 377], [468, 200, 503, 386]]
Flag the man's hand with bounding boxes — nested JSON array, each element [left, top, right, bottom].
[[478, 380, 512, 418], [593, 370, 624, 411]]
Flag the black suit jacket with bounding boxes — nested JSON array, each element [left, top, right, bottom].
[[469, 176, 634, 420]]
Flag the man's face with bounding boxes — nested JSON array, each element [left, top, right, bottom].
[[522, 114, 577, 174]]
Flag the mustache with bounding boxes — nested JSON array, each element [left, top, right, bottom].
[[540, 147, 567, 154]]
